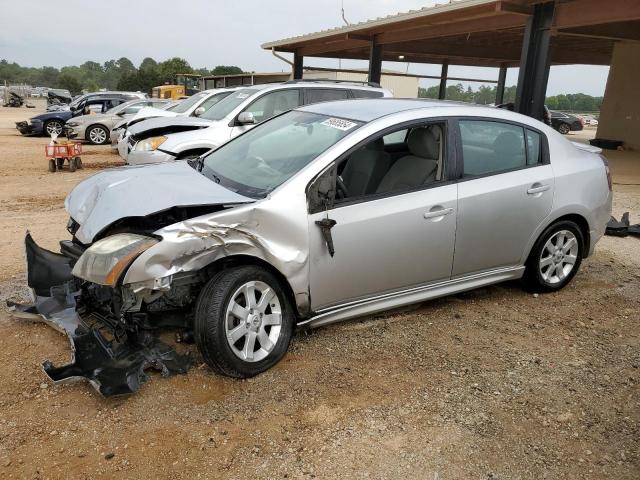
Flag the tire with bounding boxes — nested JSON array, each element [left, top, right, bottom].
[[69, 157, 77, 172], [558, 123, 570, 135], [194, 265, 294, 378], [44, 120, 63, 137], [86, 125, 109, 145], [56, 158, 64, 169], [75, 157, 83, 169], [523, 220, 584, 293], [48, 159, 56, 173]]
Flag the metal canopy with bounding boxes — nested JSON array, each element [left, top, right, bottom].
[[262, 0, 640, 68]]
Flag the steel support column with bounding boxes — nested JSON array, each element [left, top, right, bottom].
[[368, 38, 382, 85], [438, 61, 449, 100], [495, 65, 507, 105], [515, 1, 555, 120], [293, 51, 304, 79]]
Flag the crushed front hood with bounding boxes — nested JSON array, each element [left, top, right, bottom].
[[128, 115, 212, 140], [66, 161, 254, 244]]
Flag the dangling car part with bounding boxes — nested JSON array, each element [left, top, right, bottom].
[[7, 234, 191, 397], [10, 99, 611, 396], [605, 212, 640, 237]]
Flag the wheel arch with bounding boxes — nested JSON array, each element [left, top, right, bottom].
[[198, 254, 304, 320], [524, 212, 591, 264]]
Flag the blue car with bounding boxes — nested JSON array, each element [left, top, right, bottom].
[[16, 93, 143, 137]]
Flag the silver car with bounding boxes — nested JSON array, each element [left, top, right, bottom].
[[65, 99, 171, 144], [13, 99, 612, 395]]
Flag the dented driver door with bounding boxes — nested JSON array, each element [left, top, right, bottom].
[[307, 183, 458, 311]]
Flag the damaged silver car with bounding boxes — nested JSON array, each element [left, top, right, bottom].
[[10, 99, 612, 396]]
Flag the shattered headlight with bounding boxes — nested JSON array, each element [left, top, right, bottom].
[[72, 234, 158, 286], [135, 136, 167, 152]]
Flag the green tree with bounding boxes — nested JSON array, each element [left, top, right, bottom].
[[158, 57, 192, 84], [211, 65, 243, 75], [58, 73, 83, 95]]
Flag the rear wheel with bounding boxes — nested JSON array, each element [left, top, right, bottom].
[[194, 265, 294, 378], [558, 123, 570, 135], [87, 125, 109, 145], [523, 220, 584, 292]]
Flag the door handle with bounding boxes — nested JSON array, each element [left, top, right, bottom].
[[423, 207, 454, 219], [527, 184, 550, 195]]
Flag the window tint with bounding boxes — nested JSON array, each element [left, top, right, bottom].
[[351, 89, 384, 99], [459, 120, 527, 176], [244, 90, 300, 123], [306, 89, 349, 104], [526, 129, 542, 165]]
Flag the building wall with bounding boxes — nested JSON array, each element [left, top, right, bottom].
[[597, 43, 640, 150], [304, 70, 419, 98]]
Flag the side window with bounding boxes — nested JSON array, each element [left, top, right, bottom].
[[382, 129, 407, 146], [351, 89, 384, 99], [306, 89, 349, 104], [244, 89, 300, 123], [526, 129, 542, 165], [334, 122, 446, 201], [459, 120, 527, 177]]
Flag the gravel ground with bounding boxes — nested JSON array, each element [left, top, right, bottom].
[[0, 104, 638, 479]]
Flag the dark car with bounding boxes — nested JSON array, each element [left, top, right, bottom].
[[495, 102, 552, 127], [550, 111, 584, 135], [16, 93, 140, 137]]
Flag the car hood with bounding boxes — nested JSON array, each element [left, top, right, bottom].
[[31, 110, 73, 121], [128, 115, 212, 140], [66, 161, 254, 244], [126, 107, 179, 128]]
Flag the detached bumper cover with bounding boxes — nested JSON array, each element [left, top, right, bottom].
[[16, 121, 38, 135], [7, 233, 191, 397], [605, 212, 640, 237]]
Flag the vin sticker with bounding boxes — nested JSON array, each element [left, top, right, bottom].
[[321, 118, 358, 131]]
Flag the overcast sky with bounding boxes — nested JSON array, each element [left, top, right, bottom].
[[0, 0, 609, 96]]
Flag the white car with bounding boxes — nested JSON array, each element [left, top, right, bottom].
[[111, 88, 239, 152], [122, 81, 392, 165]]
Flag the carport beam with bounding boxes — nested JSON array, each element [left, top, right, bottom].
[[368, 40, 382, 85], [293, 52, 304, 80], [495, 65, 507, 105], [438, 61, 449, 100]]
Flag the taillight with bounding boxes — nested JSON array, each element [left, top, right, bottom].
[[600, 155, 612, 191]]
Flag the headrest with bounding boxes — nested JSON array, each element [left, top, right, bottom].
[[407, 126, 439, 159], [493, 131, 522, 157]]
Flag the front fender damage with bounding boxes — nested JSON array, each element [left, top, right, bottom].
[[7, 233, 191, 397]]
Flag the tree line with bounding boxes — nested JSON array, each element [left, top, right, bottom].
[[0, 58, 243, 95], [419, 83, 603, 112]]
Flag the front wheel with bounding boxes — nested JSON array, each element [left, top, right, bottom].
[[523, 220, 584, 292], [87, 125, 109, 145], [194, 265, 294, 378], [558, 123, 570, 135], [44, 120, 63, 137]]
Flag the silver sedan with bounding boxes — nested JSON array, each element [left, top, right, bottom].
[[17, 99, 612, 393]]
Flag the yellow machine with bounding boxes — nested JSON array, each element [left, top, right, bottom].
[[151, 85, 186, 100]]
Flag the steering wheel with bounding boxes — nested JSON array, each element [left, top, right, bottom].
[[336, 176, 349, 199]]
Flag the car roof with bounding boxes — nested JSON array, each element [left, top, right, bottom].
[[230, 81, 387, 95], [296, 98, 475, 122]]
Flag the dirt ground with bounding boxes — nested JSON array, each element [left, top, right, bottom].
[[0, 103, 638, 479]]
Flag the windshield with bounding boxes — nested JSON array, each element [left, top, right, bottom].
[[201, 111, 361, 198], [168, 91, 208, 114], [199, 88, 256, 121], [68, 93, 89, 108], [104, 99, 138, 115]]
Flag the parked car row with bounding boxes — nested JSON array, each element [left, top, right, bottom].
[[14, 81, 613, 393]]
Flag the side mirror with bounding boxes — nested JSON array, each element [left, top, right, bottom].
[[236, 111, 255, 125], [193, 106, 205, 117]]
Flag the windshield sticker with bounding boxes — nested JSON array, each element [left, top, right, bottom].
[[236, 93, 249, 99], [321, 118, 358, 131]]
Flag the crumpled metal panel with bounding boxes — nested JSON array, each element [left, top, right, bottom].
[[124, 191, 312, 314], [606, 212, 640, 237]]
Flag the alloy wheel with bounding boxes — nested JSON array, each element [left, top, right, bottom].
[[46, 121, 63, 136], [89, 127, 107, 144], [539, 230, 578, 285], [225, 280, 282, 362]]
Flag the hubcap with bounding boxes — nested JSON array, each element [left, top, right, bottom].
[[89, 127, 106, 144], [46, 122, 62, 135], [539, 230, 578, 285], [225, 280, 282, 362]]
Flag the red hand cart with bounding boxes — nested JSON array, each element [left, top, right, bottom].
[[45, 142, 83, 172]]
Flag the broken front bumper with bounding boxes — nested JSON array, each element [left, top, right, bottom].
[[15, 121, 37, 135], [7, 234, 191, 397]]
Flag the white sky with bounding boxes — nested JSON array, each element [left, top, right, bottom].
[[0, 0, 610, 96]]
